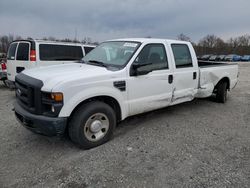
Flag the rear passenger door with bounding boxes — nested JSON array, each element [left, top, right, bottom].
[[6, 42, 18, 80], [7, 42, 30, 81], [170, 43, 199, 104], [14, 42, 30, 74]]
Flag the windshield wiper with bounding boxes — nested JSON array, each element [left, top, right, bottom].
[[87, 60, 108, 68], [76, 59, 85, 64]]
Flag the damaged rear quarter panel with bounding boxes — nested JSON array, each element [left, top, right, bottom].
[[196, 65, 238, 98]]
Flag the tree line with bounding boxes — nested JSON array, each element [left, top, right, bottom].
[[177, 33, 250, 56], [1, 34, 250, 56]]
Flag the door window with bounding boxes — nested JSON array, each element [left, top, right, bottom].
[[171, 44, 192, 68], [7, 43, 18, 60], [134, 44, 168, 72], [16, 43, 30, 61]]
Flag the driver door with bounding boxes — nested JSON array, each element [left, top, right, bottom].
[[127, 43, 173, 116]]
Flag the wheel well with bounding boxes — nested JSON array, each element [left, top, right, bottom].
[[215, 77, 230, 90], [69, 96, 122, 122]]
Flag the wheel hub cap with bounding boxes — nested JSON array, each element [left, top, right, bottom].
[[90, 120, 102, 133], [84, 113, 110, 142]]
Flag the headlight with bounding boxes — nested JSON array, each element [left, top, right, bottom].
[[42, 92, 64, 117]]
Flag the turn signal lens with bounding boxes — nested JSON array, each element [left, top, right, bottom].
[[51, 93, 63, 102]]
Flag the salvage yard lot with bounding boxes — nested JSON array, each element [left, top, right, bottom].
[[0, 63, 249, 187]]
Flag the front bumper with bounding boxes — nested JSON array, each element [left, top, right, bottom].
[[0, 71, 7, 80], [14, 102, 67, 136]]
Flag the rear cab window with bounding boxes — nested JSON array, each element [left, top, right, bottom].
[[39, 44, 83, 61], [171, 44, 193, 68], [7, 43, 18, 60], [16, 42, 30, 61]]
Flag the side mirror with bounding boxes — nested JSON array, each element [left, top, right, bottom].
[[131, 62, 152, 76]]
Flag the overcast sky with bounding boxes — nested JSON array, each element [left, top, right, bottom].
[[0, 0, 249, 43]]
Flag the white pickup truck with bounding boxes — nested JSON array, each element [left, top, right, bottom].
[[14, 38, 238, 149]]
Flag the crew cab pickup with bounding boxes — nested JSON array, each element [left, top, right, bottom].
[[14, 38, 238, 149]]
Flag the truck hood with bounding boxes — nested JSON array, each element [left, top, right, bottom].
[[23, 63, 117, 91]]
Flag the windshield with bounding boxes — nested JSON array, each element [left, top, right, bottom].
[[83, 41, 140, 68]]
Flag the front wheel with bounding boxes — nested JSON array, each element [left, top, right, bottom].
[[68, 101, 116, 149], [216, 82, 228, 103]]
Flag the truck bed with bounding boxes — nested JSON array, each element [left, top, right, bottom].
[[198, 60, 237, 68], [196, 60, 238, 98]]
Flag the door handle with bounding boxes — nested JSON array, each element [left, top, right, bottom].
[[193, 72, 197, 80], [168, 75, 173, 84]]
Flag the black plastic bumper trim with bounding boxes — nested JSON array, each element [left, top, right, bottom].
[[14, 102, 67, 136]]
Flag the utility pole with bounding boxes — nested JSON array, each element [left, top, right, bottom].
[[74, 28, 77, 43]]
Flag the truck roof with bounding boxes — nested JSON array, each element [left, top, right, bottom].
[[108, 38, 191, 44], [10, 39, 96, 47]]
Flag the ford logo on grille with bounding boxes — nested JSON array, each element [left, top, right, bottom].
[[17, 89, 22, 95]]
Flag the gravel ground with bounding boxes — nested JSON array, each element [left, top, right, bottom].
[[0, 63, 249, 188]]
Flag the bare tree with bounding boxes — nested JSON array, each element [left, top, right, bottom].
[[177, 33, 192, 42], [61, 38, 72, 42], [198, 35, 219, 48], [48, 36, 57, 41], [82, 37, 92, 44], [0, 34, 17, 53], [236, 34, 250, 46]]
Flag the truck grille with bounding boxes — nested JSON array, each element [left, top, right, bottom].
[[16, 80, 34, 107], [15, 73, 43, 114]]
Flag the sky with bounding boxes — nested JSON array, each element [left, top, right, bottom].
[[0, 0, 249, 43]]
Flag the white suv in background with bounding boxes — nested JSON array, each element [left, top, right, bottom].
[[6, 39, 96, 86]]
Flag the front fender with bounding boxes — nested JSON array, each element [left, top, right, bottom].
[[58, 86, 128, 120]]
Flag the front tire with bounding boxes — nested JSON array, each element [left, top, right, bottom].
[[216, 82, 228, 103], [68, 101, 116, 149]]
